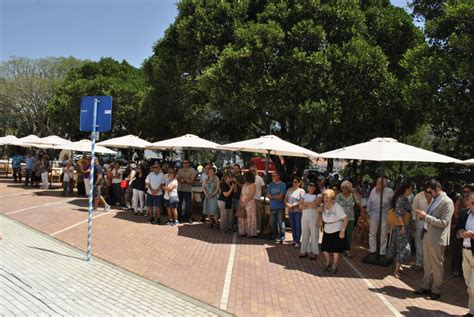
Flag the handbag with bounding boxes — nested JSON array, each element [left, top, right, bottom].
[[120, 180, 128, 189], [386, 208, 410, 226], [235, 206, 247, 218], [316, 215, 323, 228]]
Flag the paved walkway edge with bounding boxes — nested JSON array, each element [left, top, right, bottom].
[[1, 213, 234, 316], [342, 256, 401, 316], [220, 232, 237, 310]]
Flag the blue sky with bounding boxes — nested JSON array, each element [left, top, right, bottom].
[[1, 0, 410, 68]]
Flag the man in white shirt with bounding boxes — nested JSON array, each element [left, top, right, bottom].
[[146, 163, 166, 224], [367, 177, 394, 256], [412, 184, 433, 271], [455, 192, 474, 317], [250, 165, 266, 234]]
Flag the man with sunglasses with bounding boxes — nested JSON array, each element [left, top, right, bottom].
[[414, 179, 454, 300], [455, 192, 474, 317], [412, 181, 433, 271]]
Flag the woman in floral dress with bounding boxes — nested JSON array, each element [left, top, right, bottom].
[[386, 181, 414, 279]]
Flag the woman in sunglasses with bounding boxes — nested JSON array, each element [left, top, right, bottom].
[[285, 176, 305, 247], [299, 182, 322, 259]]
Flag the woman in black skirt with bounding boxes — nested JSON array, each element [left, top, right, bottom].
[[321, 189, 349, 274]]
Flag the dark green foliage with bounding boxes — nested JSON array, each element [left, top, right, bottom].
[[48, 58, 147, 140]]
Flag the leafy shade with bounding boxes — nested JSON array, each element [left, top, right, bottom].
[[48, 58, 148, 140]]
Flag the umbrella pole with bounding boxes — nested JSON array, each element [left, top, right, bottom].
[[261, 150, 270, 235], [362, 161, 392, 266]]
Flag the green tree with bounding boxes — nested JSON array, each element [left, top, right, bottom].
[[404, 0, 474, 158], [48, 58, 148, 140], [145, 0, 424, 174], [0, 56, 83, 136]]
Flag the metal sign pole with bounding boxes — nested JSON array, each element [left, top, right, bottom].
[[86, 97, 99, 261]]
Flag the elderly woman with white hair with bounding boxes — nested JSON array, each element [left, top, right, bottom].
[[336, 180, 366, 256]]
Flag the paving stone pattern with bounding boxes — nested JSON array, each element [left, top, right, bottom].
[[0, 215, 230, 316], [0, 181, 470, 316]]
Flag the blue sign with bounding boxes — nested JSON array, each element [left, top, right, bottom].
[[80, 96, 112, 132]]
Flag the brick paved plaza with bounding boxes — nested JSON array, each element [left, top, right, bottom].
[[0, 179, 469, 316]]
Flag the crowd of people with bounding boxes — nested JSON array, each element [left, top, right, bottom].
[[9, 151, 474, 316]]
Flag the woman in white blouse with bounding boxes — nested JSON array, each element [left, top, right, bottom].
[[299, 181, 322, 260], [320, 189, 349, 274]]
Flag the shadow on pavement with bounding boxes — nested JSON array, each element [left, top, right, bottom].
[[178, 223, 256, 245], [33, 190, 63, 197], [369, 285, 418, 300], [400, 306, 452, 316], [113, 210, 150, 224], [27, 246, 84, 261]]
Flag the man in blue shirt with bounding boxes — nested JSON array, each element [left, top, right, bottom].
[[267, 172, 287, 243], [11, 152, 24, 183], [24, 152, 36, 186]]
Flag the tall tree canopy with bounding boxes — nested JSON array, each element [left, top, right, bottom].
[[404, 0, 473, 158], [144, 0, 423, 156], [48, 58, 148, 140]]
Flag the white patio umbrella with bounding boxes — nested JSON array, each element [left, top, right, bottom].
[[34, 135, 72, 148], [0, 135, 19, 145], [220, 135, 320, 159], [220, 135, 320, 181], [10, 135, 51, 149], [320, 137, 460, 266], [56, 139, 117, 154], [97, 134, 151, 149], [321, 137, 460, 163], [147, 134, 221, 151]]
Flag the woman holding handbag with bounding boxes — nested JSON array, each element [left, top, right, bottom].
[[111, 161, 123, 206], [321, 189, 349, 274], [386, 181, 414, 279]]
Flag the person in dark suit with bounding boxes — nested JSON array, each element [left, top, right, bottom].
[[455, 192, 474, 317]]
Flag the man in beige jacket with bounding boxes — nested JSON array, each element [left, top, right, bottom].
[[414, 179, 454, 300]]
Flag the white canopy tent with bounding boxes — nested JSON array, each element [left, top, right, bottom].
[[56, 139, 117, 154], [0, 135, 19, 146], [147, 134, 221, 151], [220, 135, 320, 181], [10, 135, 50, 149], [321, 137, 460, 163], [34, 135, 72, 148], [320, 137, 460, 266], [97, 134, 151, 149], [220, 135, 320, 159]]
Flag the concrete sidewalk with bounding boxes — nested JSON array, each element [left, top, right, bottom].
[[0, 215, 231, 316]]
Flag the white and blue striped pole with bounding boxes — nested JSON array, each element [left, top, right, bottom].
[[86, 97, 99, 261]]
